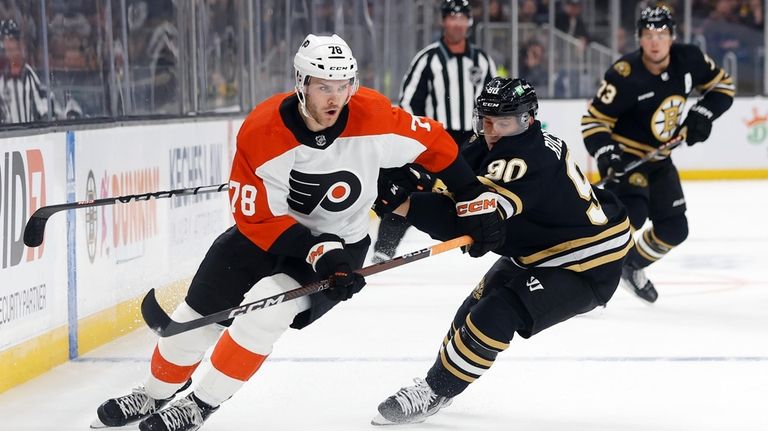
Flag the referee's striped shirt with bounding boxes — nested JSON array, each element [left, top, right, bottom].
[[399, 38, 496, 133], [0, 64, 49, 124]]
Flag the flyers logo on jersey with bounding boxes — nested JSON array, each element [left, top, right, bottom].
[[456, 193, 498, 216], [288, 170, 362, 215]]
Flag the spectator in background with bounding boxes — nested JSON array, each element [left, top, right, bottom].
[[739, 0, 764, 30], [700, 0, 744, 63], [519, 38, 548, 88], [519, 0, 542, 25], [488, 0, 507, 22], [0, 18, 50, 124], [47, 0, 94, 70], [555, 0, 590, 49]]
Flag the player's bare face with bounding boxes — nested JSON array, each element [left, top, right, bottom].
[[302, 78, 353, 130], [482, 116, 520, 144], [3, 38, 24, 76], [639, 28, 673, 66], [443, 14, 470, 45]]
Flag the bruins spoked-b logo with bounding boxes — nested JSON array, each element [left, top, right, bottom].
[[288, 170, 362, 215], [651, 95, 685, 142]]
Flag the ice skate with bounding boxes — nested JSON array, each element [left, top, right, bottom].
[[371, 378, 452, 426], [138, 393, 218, 431], [91, 380, 191, 429], [621, 265, 659, 303]]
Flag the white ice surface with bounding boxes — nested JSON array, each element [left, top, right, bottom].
[[1, 180, 767, 430]]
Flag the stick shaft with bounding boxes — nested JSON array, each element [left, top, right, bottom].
[[23, 183, 229, 247], [141, 235, 473, 337]]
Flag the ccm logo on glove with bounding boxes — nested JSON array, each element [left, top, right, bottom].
[[456, 192, 498, 216]]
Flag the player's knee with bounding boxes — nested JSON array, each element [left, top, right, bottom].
[[653, 214, 688, 246], [468, 287, 529, 343], [158, 301, 225, 364], [622, 195, 649, 230], [227, 274, 310, 355]]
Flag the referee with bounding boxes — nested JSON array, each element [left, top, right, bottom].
[[0, 19, 51, 124], [373, 0, 497, 263], [399, 0, 497, 145]]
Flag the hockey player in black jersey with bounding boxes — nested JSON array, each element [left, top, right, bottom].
[[370, 77, 633, 425], [582, 6, 734, 303]]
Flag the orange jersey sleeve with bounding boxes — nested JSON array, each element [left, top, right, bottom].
[[229, 92, 313, 256]]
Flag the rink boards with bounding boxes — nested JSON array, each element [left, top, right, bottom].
[[1, 96, 768, 393], [0, 120, 237, 392]]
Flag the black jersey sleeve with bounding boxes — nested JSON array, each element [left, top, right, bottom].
[[406, 192, 461, 241], [685, 45, 735, 120], [581, 61, 637, 156]]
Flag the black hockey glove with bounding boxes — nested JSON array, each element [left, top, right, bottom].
[[308, 234, 366, 301], [594, 144, 624, 181], [454, 185, 506, 257], [681, 105, 714, 146], [372, 164, 436, 217]]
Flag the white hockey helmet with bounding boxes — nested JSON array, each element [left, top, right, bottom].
[[294, 34, 359, 107]]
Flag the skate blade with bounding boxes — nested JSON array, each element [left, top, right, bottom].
[[371, 413, 426, 426], [619, 279, 656, 304], [90, 417, 139, 429]]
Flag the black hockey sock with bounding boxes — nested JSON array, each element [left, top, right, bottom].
[[373, 214, 410, 257], [627, 227, 675, 268], [426, 318, 507, 398]]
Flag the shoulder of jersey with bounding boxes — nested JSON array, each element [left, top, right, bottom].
[[243, 92, 292, 130], [237, 91, 295, 152], [671, 43, 704, 62], [348, 86, 395, 119], [607, 51, 641, 80]]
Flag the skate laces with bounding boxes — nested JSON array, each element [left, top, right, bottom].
[[115, 387, 156, 417], [629, 267, 650, 289], [158, 397, 203, 430], [392, 378, 437, 415]]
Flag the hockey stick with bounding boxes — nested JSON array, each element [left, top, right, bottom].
[[595, 137, 685, 188], [141, 235, 473, 337], [23, 183, 229, 247]]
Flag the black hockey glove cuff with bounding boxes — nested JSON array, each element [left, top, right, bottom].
[[594, 144, 624, 181], [681, 105, 713, 146], [454, 185, 506, 257], [305, 233, 345, 270], [373, 164, 436, 217]]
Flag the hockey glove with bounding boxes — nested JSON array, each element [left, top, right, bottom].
[[454, 185, 506, 257], [372, 164, 436, 217], [594, 144, 624, 181], [681, 105, 714, 146], [307, 234, 366, 301]]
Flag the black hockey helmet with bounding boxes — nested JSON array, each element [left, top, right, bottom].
[[473, 77, 538, 136], [637, 6, 675, 38], [0, 18, 20, 40], [441, 0, 472, 19]]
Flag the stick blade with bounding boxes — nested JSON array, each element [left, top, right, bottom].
[[23, 213, 49, 247], [141, 289, 172, 336]]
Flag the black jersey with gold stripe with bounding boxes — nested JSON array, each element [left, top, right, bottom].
[[582, 44, 734, 160], [461, 121, 632, 272]]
